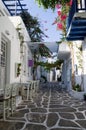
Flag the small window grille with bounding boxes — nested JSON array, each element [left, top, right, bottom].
[[0, 38, 7, 67]]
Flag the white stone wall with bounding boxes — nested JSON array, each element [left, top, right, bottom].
[[47, 72, 50, 82], [0, 16, 20, 84], [9, 16, 33, 82], [61, 58, 72, 90], [0, 14, 33, 87], [28, 46, 33, 80], [0, 1, 10, 16], [73, 41, 82, 86], [37, 66, 41, 80], [82, 39, 86, 91]]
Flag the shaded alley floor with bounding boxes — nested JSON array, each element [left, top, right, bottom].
[[0, 85, 86, 130]]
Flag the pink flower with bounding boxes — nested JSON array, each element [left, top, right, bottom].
[[69, 0, 73, 6], [66, 0, 72, 6], [57, 11, 62, 16], [61, 14, 67, 20], [55, 4, 61, 9], [57, 23, 63, 30]]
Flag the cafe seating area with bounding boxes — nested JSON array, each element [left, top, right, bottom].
[[0, 80, 40, 120]]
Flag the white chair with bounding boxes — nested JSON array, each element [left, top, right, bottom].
[[20, 82, 32, 100], [26, 81, 32, 100], [28, 81, 34, 99], [0, 84, 11, 120], [22, 82, 31, 100], [31, 81, 36, 97], [36, 80, 39, 92], [11, 83, 18, 115]]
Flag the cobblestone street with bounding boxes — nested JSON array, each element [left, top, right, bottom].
[[0, 86, 86, 130]]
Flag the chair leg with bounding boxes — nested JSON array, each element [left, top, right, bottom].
[[26, 88, 29, 100], [11, 98, 13, 115], [12, 97, 16, 115], [3, 101, 6, 120], [8, 99, 11, 117], [3, 99, 10, 120]]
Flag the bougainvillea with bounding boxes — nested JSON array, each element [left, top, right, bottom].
[[35, 0, 71, 10], [35, 0, 72, 43], [53, 0, 72, 37], [57, 23, 63, 30]]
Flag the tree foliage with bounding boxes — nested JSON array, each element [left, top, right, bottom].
[[20, 11, 52, 57], [20, 11, 47, 42], [39, 44, 52, 57], [35, 59, 63, 70], [35, 0, 70, 9]]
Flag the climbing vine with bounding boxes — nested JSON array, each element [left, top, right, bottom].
[[75, 44, 83, 69], [16, 23, 24, 53], [35, 60, 63, 71]]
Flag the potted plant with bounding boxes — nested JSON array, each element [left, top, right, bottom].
[[17, 63, 21, 76], [73, 84, 81, 92], [76, 84, 81, 91]]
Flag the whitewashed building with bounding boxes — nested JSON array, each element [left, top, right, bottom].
[[57, 40, 86, 99], [57, 42, 71, 89], [9, 16, 33, 82], [64, 0, 86, 99], [0, 1, 33, 89]]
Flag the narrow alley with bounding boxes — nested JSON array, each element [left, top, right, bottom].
[[1, 0, 86, 130], [0, 84, 86, 130]]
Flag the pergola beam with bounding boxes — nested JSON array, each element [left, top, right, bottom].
[[2, 0, 27, 15]]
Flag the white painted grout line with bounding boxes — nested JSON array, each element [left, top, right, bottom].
[[43, 88, 51, 130]]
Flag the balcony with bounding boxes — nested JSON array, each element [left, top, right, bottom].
[[2, 0, 28, 16], [58, 43, 70, 60], [66, 0, 86, 41]]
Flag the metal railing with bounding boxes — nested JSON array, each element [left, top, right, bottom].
[[2, 0, 28, 16], [67, 0, 86, 30]]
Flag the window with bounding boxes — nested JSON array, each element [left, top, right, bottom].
[[0, 38, 7, 66]]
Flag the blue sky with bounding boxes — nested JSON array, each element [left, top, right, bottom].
[[24, 0, 61, 52]]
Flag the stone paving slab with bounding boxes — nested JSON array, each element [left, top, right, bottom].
[[59, 112, 75, 119], [25, 124, 47, 130], [76, 120, 86, 128], [0, 86, 86, 130], [46, 113, 59, 127], [31, 108, 47, 113], [26, 113, 46, 123], [49, 107, 76, 112], [75, 112, 85, 119], [50, 128, 82, 130], [0, 121, 25, 130], [11, 109, 29, 118], [58, 119, 80, 127]]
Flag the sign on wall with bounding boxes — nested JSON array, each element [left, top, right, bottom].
[[28, 60, 34, 67]]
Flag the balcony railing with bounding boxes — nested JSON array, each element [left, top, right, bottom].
[[2, 0, 28, 16], [67, 0, 86, 41], [68, 0, 86, 30]]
